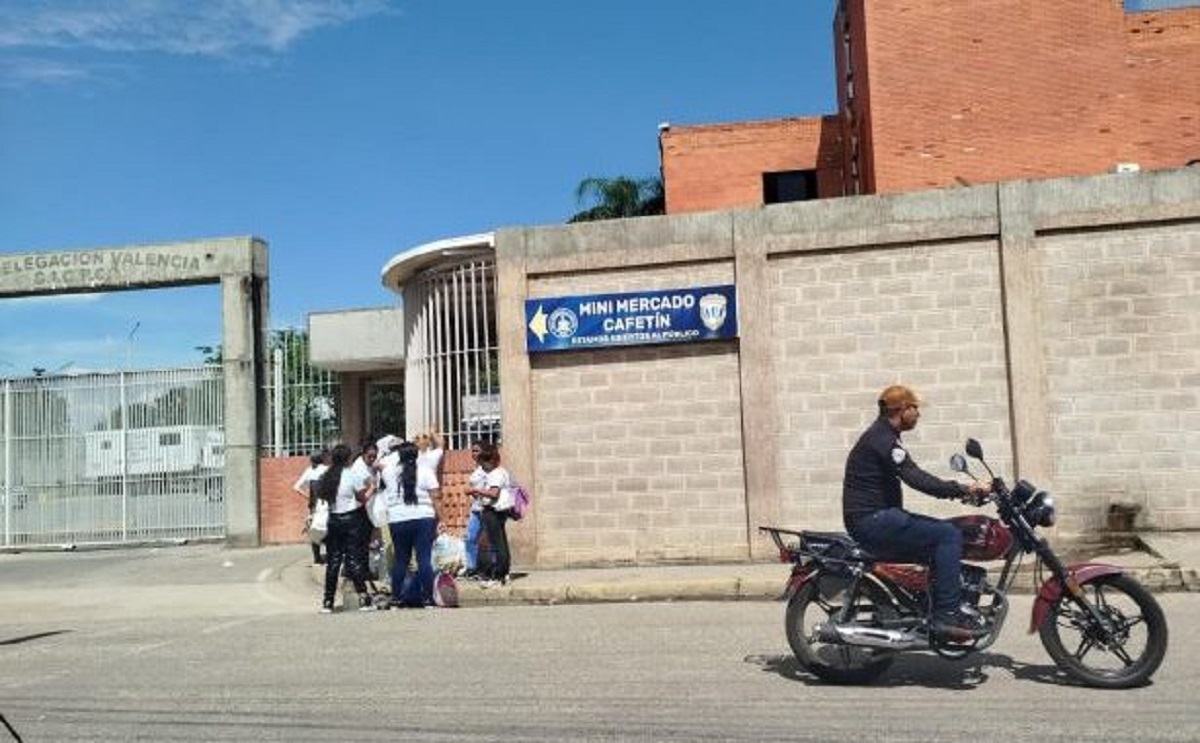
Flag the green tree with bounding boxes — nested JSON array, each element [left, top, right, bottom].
[[568, 176, 665, 223], [267, 328, 340, 452]]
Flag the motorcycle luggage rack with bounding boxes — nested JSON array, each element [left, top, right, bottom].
[[759, 526, 868, 567]]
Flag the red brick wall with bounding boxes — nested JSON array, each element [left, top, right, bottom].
[[1120, 7, 1200, 171], [660, 116, 843, 214], [259, 455, 310, 545], [660, 1, 1199, 208], [257, 452, 478, 544], [857, 0, 1200, 194]]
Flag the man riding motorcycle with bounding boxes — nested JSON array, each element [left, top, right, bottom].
[[843, 384, 991, 642]]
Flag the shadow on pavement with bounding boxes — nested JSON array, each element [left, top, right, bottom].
[[746, 650, 1074, 690], [0, 629, 71, 646]]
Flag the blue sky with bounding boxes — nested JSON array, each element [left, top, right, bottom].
[[0, 0, 839, 375]]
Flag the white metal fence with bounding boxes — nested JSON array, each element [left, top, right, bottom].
[[0, 329, 342, 548], [260, 328, 340, 457], [405, 258, 500, 449], [1, 367, 225, 548]]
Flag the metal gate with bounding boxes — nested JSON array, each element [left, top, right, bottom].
[[1, 367, 225, 548]]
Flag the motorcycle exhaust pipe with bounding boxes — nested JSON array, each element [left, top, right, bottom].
[[816, 622, 925, 650]]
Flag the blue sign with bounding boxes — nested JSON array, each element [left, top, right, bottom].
[[525, 284, 737, 353]]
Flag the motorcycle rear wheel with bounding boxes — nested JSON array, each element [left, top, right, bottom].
[[1038, 573, 1167, 688], [785, 579, 895, 684]]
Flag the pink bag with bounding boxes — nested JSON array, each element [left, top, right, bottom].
[[433, 571, 459, 608]]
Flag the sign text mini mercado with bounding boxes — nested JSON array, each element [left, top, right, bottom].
[[525, 285, 737, 353]]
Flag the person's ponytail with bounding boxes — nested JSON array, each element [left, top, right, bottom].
[[315, 444, 353, 503]]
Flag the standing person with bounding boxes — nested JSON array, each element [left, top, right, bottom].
[[842, 384, 990, 642], [315, 443, 377, 613], [292, 449, 329, 565], [414, 429, 445, 487], [383, 441, 443, 607], [350, 439, 382, 579], [468, 441, 512, 588], [460, 439, 488, 579]]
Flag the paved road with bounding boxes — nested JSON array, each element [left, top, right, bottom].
[[1, 545, 1198, 742]]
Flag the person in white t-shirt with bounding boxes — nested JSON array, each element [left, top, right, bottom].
[[292, 449, 330, 565], [414, 430, 444, 486], [382, 441, 443, 607], [315, 443, 377, 613], [461, 439, 490, 578], [467, 441, 512, 587]]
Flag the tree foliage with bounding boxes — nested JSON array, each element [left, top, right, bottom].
[[568, 176, 665, 223]]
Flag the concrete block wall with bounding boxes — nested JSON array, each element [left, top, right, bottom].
[[496, 167, 1200, 568], [768, 240, 1012, 532], [1036, 222, 1200, 531], [528, 263, 743, 566]]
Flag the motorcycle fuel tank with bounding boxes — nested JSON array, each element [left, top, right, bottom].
[[950, 514, 1014, 561]]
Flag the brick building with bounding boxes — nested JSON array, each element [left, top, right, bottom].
[[660, 0, 1200, 214]]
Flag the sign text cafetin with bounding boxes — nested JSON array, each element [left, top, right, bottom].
[[525, 285, 737, 353]]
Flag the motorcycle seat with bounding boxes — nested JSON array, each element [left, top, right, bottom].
[[800, 531, 878, 563]]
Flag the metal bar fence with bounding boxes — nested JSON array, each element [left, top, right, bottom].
[[0, 367, 225, 548], [258, 328, 340, 457]]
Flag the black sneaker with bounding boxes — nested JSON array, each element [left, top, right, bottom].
[[320, 600, 334, 614], [932, 611, 989, 643]]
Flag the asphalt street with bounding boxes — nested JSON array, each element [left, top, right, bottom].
[[1, 544, 1198, 742]]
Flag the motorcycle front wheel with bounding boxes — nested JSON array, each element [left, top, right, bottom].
[[1038, 573, 1168, 688], [785, 578, 895, 684]]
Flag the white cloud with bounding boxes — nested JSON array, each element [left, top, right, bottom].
[[0, 56, 99, 87], [0, 0, 391, 86]]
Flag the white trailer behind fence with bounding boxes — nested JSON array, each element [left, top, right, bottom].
[[1, 367, 225, 548], [1, 328, 341, 548]]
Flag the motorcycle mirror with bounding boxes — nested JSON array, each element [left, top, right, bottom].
[[965, 438, 984, 460], [950, 453, 968, 473]]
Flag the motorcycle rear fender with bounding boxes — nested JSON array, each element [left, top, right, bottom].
[[1028, 562, 1125, 633], [783, 565, 818, 601]]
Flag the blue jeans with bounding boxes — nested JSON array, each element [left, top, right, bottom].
[[389, 517, 437, 606], [464, 510, 483, 572], [848, 508, 963, 617]]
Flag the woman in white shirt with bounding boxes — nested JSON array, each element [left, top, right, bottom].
[[315, 443, 377, 613], [467, 441, 512, 587], [292, 449, 329, 565], [383, 441, 443, 607], [414, 430, 444, 486]]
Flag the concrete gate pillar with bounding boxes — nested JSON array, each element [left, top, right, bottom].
[[0, 236, 270, 546]]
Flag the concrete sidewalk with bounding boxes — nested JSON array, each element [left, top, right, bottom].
[[314, 532, 1199, 608]]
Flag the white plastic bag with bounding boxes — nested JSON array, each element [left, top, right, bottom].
[[367, 492, 389, 528], [431, 533, 466, 573], [309, 501, 329, 544], [493, 486, 515, 513]]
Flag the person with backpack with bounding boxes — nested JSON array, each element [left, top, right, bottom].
[[467, 441, 512, 587], [315, 443, 377, 613]]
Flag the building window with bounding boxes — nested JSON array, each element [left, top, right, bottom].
[[1125, 1, 1200, 11], [763, 170, 818, 204]]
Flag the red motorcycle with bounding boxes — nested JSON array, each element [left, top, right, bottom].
[[760, 439, 1168, 687]]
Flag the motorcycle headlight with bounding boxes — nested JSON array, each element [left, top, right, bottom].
[[1026, 493, 1055, 528]]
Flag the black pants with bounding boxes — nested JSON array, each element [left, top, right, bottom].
[[323, 509, 371, 605], [479, 508, 511, 580]]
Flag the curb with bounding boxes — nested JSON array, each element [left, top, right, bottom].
[[457, 576, 784, 606], [309, 561, 1196, 609]]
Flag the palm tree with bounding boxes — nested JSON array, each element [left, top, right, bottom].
[[568, 176, 665, 222]]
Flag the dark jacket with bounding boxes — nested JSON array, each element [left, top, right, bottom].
[[842, 416, 966, 530]]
